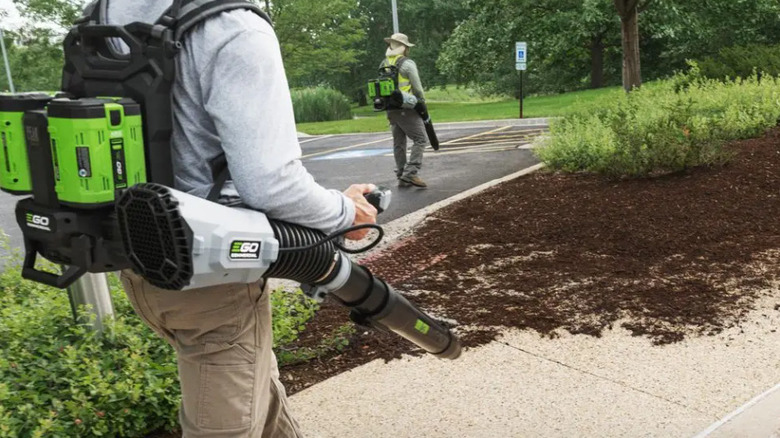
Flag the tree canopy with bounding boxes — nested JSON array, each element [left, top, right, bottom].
[[1, 0, 779, 97]]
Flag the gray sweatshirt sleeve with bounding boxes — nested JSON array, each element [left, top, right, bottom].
[[198, 26, 355, 234], [401, 59, 426, 102]]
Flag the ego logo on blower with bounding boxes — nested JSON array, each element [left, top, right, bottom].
[[229, 241, 261, 260], [25, 213, 52, 232]]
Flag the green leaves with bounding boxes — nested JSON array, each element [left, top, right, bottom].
[[0, 271, 181, 437], [536, 72, 780, 177], [11, 0, 85, 31], [0, 243, 351, 436], [0, 28, 63, 92], [268, 0, 367, 88], [290, 87, 353, 123]]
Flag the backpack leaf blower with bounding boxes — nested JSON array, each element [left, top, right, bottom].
[[367, 63, 440, 150], [115, 183, 462, 359]]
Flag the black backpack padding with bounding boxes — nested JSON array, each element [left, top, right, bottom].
[[61, 0, 271, 188]]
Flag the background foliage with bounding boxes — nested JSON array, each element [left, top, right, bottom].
[[0, 247, 347, 437], [2, 0, 779, 99], [290, 87, 353, 123], [536, 71, 780, 177]]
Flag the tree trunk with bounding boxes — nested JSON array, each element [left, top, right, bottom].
[[618, 4, 642, 91], [590, 37, 605, 89]]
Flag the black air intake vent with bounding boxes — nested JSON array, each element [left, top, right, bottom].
[[116, 183, 194, 290]]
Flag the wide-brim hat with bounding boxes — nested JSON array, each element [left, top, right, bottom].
[[384, 33, 415, 47]]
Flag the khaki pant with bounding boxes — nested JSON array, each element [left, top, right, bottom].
[[120, 271, 303, 437], [388, 109, 428, 177]]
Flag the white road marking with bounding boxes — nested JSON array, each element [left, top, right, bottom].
[[302, 137, 392, 159]]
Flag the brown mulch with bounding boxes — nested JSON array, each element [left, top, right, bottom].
[[278, 128, 780, 395]]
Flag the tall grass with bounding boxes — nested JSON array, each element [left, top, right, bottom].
[[536, 72, 780, 178], [291, 87, 353, 123]]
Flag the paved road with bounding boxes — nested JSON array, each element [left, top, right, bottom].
[[0, 121, 545, 256]]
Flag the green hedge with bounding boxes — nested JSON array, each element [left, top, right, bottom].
[[697, 44, 780, 81], [290, 87, 353, 123], [0, 248, 350, 437], [536, 72, 780, 178]]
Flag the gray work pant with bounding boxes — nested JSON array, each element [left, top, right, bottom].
[[120, 270, 303, 437], [388, 109, 428, 177]]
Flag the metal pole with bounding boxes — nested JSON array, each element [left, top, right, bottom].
[[519, 71, 524, 119], [0, 27, 15, 93], [391, 0, 399, 34], [68, 273, 115, 334]]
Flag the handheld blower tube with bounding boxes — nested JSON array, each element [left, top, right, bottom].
[[115, 183, 461, 360]]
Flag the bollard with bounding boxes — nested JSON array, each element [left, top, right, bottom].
[[67, 272, 114, 334]]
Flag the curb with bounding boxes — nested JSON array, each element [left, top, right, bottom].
[[434, 117, 551, 131]]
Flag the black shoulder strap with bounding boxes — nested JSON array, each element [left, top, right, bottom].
[[161, 0, 271, 42], [157, 0, 272, 201], [396, 56, 409, 71], [74, 0, 101, 25]]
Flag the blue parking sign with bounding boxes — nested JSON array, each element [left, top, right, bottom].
[[515, 42, 527, 63], [515, 42, 527, 69]]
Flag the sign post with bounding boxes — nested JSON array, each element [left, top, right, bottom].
[[515, 42, 527, 119]]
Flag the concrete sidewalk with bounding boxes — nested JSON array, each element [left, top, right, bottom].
[[289, 298, 780, 438], [699, 383, 780, 438], [289, 165, 780, 438]]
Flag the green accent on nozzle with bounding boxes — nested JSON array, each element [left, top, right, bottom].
[[414, 319, 430, 335]]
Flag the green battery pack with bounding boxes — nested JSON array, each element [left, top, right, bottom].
[[47, 98, 147, 208], [367, 78, 396, 99], [0, 93, 54, 195]]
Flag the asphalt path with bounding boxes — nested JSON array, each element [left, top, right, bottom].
[[300, 124, 544, 223], [0, 122, 544, 256]]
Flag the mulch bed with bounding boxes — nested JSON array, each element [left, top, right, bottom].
[[279, 127, 780, 395]]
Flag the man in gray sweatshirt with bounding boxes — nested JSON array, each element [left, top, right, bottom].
[[105, 1, 378, 436]]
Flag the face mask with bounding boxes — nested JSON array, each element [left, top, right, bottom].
[[386, 41, 406, 57]]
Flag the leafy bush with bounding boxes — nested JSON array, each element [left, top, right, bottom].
[[290, 87, 353, 123], [697, 44, 780, 81], [0, 261, 180, 437], [536, 73, 780, 178], [0, 247, 351, 437]]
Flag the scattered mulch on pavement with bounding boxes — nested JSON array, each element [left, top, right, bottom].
[[280, 127, 780, 395]]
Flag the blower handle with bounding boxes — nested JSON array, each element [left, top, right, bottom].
[[364, 186, 392, 214], [21, 235, 91, 288]]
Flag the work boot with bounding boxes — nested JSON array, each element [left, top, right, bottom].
[[400, 175, 427, 188]]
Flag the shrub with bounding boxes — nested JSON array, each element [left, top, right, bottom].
[[0, 260, 180, 437], [290, 87, 353, 123], [0, 246, 351, 437], [536, 73, 780, 178], [697, 44, 780, 81]]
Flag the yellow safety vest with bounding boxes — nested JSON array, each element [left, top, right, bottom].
[[385, 55, 412, 94]]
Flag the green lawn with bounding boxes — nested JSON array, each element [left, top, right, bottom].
[[296, 86, 624, 135]]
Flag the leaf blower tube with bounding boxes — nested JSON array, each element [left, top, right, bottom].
[[115, 183, 461, 360]]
